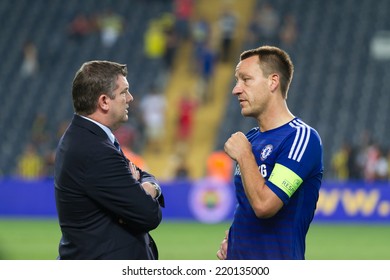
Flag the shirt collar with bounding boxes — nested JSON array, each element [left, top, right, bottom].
[[79, 115, 116, 144]]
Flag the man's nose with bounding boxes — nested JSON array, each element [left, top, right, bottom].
[[127, 92, 133, 102], [232, 84, 242, 95]]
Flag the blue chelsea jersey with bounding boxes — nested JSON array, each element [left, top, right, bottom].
[[228, 118, 323, 260]]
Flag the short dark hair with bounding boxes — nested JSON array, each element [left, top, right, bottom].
[[240, 46, 294, 99], [72, 60, 128, 115]]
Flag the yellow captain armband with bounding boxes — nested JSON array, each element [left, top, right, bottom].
[[268, 163, 303, 197]]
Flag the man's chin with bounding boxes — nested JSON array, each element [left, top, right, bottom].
[[241, 110, 255, 118], [241, 109, 249, 116]]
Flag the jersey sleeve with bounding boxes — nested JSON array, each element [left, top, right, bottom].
[[267, 126, 323, 204]]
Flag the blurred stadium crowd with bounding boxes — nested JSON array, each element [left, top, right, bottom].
[[1, 0, 390, 182]]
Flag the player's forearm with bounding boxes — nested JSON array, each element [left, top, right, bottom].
[[237, 152, 270, 215]]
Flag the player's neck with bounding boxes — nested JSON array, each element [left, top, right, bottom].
[[257, 105, 294, 132]]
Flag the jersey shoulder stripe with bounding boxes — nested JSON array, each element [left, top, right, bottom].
[[288, 119, 311, 162]]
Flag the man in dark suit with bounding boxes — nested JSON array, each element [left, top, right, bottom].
[[54, 60, 164, 260]]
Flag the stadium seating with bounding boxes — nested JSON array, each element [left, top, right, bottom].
[[1, 0, 390, 178], [216, 0, 390, 178], [0, 0, 172, 175]]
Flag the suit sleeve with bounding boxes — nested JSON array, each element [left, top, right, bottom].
[[138, 168, 165, 207], [84, 148, 162, 232]]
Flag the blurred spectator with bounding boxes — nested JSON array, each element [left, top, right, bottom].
[[206, 150, 233, 182], [160, 13, 178, 72], [217, 7, 237, 62], [97, 9, 124, 48], [144, 19, 166, 59], [56, 119, 71, 141], [128, 100, 147, 152], [42, 119, 71, 178], [247, 12, 261, 48], [176, 93, 197, 144], [356, 140, 390, 181], [354, 131, 371, 179], [196, 41, 217, 104], [175, 162, 190, 179], [173, 0, 194, 41], [139, 85, 166, 151], [191, 15, 210, 72], [331, 143, 352, 180], [43, 149, 56, 178], [347, 145, 361, 179], [387, 150, 390, 180], [30, 113, 50, 150], [363, 142, 380, 181], [17, 143, 44, 179], [67, 13, 95, 42], [173, 154, 190, 179], [20, 40, 39, 78], [169, 143, 190, 179], [279, 13, 298, 52], [257, 2, 280, 45], [363, 144, 389, 181], [163, 25, 178, 72], [374, 147, 389, 180]]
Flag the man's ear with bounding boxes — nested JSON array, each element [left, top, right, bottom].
[[98, 94, 110, 111], [269, 74, 279, 92]]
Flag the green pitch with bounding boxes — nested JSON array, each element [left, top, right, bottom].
[[0, 219, 389, 260]]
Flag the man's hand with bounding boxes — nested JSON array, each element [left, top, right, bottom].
[[129, 162, 140, 181], [217, 230, 229, 260], [141, 182, 158, 198], [224, 132, 252, 162]]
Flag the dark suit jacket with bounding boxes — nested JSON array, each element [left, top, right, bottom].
[[54, 114, 164, 260]]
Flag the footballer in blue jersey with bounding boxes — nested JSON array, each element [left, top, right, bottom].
[[217, 46, 323, 260], [228, 119, 322, 259]]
